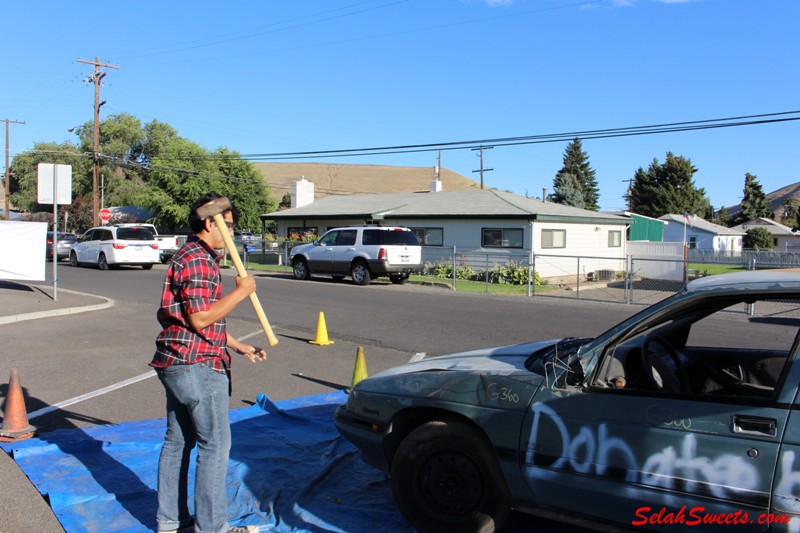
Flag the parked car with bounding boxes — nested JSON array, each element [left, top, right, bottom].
[[234, 230, 257, 242], [70, 225, 160, 270], [45, 232, 77, 261], [335, 271, 800, 532], [290, 226, 422, 285], [114, 223, 180, 263]]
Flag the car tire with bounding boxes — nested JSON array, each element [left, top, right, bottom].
[[390, 420, 511, 533], [351, 260, 371, 286], [142, 263, 154, 270], [389, 273, 409, 285], [69, 252, 79, 268], [292, 257, 311, 280], [98, 253, 110, 271]]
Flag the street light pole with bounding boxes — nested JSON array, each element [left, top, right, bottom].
[[3, 118, 25, 220]]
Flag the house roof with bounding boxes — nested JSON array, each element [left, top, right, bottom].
[[659, 214, 745, 236], [262, 189, 630, 225], [730, 217, 800, 237]]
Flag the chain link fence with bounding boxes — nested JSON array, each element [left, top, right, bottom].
[[236, 241, 800, 307]]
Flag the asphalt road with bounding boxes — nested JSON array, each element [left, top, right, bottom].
[[13, 263, 639, 434], [4, 263, 642, 533]]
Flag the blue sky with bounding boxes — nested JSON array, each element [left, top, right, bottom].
[[3, 0, 798, 212]]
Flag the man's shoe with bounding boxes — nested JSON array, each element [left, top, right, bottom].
[[159, 517, 194, 533], [227, 526, 259, 533]]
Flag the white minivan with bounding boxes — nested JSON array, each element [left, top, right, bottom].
[[70, 225, 160, 270]]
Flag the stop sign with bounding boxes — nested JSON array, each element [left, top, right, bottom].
[[99, 208, 112, 223]]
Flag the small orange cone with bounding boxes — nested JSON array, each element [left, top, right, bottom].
[[309, 312, 334, 346], [350, 346, 368, 390], [0, 368, 36, 442]]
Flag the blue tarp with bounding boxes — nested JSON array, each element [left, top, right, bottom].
[[2, 391, 414, 533]]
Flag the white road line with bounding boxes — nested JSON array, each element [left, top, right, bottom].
[[28, 329, 265, 421], [409, 352, 427, 362]]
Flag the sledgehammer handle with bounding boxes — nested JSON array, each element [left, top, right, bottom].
[[212, 212, 279, 347]]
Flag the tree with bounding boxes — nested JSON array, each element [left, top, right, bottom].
[[781, 198, 799, 226], [714, 207, 730, 227], [279, 192, 292, 210], [550, 172, 584, 208], [743, 227, 774, 250], [735, 173, 772, 224], [554, 138, 599, 210], [10, 114, 276, 234], [628, 152, 710, 219]]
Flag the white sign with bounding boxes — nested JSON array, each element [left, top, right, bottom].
[[37, 163, 72, 205], [0, 221, 46, 281]]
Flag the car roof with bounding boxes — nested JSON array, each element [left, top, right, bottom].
[[685, 270, 800, 294]]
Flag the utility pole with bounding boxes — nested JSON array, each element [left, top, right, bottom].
[[622, 178, 633, 212], [77, 56, 119, 226], [471, 145, 493, 189], [2, 119, 25, 220]]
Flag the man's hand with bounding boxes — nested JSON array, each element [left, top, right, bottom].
[[239, 344, 267, 363], [234, 275, 257, 296]]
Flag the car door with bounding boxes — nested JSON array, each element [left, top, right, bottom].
[[305, 230, 340, 272], [95, 229, 114, 264], [520, 294, 797, 530], [75, 229, 97, 262], [329, 229, 358, 274]]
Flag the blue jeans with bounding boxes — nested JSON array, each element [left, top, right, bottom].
[[155, 363, 231, 533]]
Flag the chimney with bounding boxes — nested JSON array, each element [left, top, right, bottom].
[[429, 179, 443, 193], [292, 176, 315, 208]]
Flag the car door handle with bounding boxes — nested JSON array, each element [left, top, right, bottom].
[[732, 415, 777, 437]]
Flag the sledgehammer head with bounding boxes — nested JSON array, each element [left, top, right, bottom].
[[196, 196, 233, 221]]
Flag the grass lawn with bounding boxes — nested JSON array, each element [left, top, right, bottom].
[[688, 263, 748, 276]]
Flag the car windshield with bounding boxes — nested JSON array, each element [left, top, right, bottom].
[[117, 227, 154, 240], [525, 337, 593, 377]]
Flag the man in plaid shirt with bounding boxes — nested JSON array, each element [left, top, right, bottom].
[[151, 192, 266, 533]]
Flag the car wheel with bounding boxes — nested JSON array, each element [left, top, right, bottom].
[[98, 253, 110, 271], [390, 420, 511, 533], [351, 261, 371, 286], [390, 273, 409, 285], [142, 263, 154, 270], [292, 257, 311, 280], [69, 252, 79, 268]]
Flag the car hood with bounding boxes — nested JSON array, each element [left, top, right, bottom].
[[369, 339, 561, 379], [290, 243, 314, 255]]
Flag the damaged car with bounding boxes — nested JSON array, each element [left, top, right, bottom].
[[335, 271, 800, 532]]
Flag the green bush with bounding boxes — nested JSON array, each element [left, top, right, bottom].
[[424, 260, 543, 285]]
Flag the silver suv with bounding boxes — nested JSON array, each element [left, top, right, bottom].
[[290, 226, 422, 285]]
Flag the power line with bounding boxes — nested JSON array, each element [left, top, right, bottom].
[[150, 110, 800, 162]]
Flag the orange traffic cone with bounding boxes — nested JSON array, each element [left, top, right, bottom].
[[309, 312, 334, 346], [0, 368, 36, 442], [349, 346, 368, 391]]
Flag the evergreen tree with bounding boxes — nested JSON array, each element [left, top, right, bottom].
[[735, 173, 773, 224], [550, 172, 585, 208], [781, 198, 799, 226], [555, 138, 599, 210], [628, 152, 710, 219], [279, 192, 292, 210], [715, 207, 730, 227]]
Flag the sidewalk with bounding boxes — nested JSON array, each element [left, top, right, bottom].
[[0, 280, 111, 533]]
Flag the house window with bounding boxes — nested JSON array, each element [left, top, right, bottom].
[[411, 227, 443, 246], [287, 227, 318, 240], [608, 230, 621, 248], [482, 228, 523, 248], [541, 229, 566, 249], [689, 236, 697, 249]]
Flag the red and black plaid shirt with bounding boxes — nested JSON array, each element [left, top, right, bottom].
[[151, 236, 230, 373]]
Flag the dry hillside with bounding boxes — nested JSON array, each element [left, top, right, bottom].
[[253, 162, 480, 202], [725, 181, 800, 220]]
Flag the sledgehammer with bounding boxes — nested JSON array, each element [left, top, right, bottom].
[[197, 197, 279, 347]]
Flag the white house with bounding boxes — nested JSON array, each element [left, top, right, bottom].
[[659, 214, 744, 254], [730, 217, 800, 251], [261, 180, 630, 279]]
